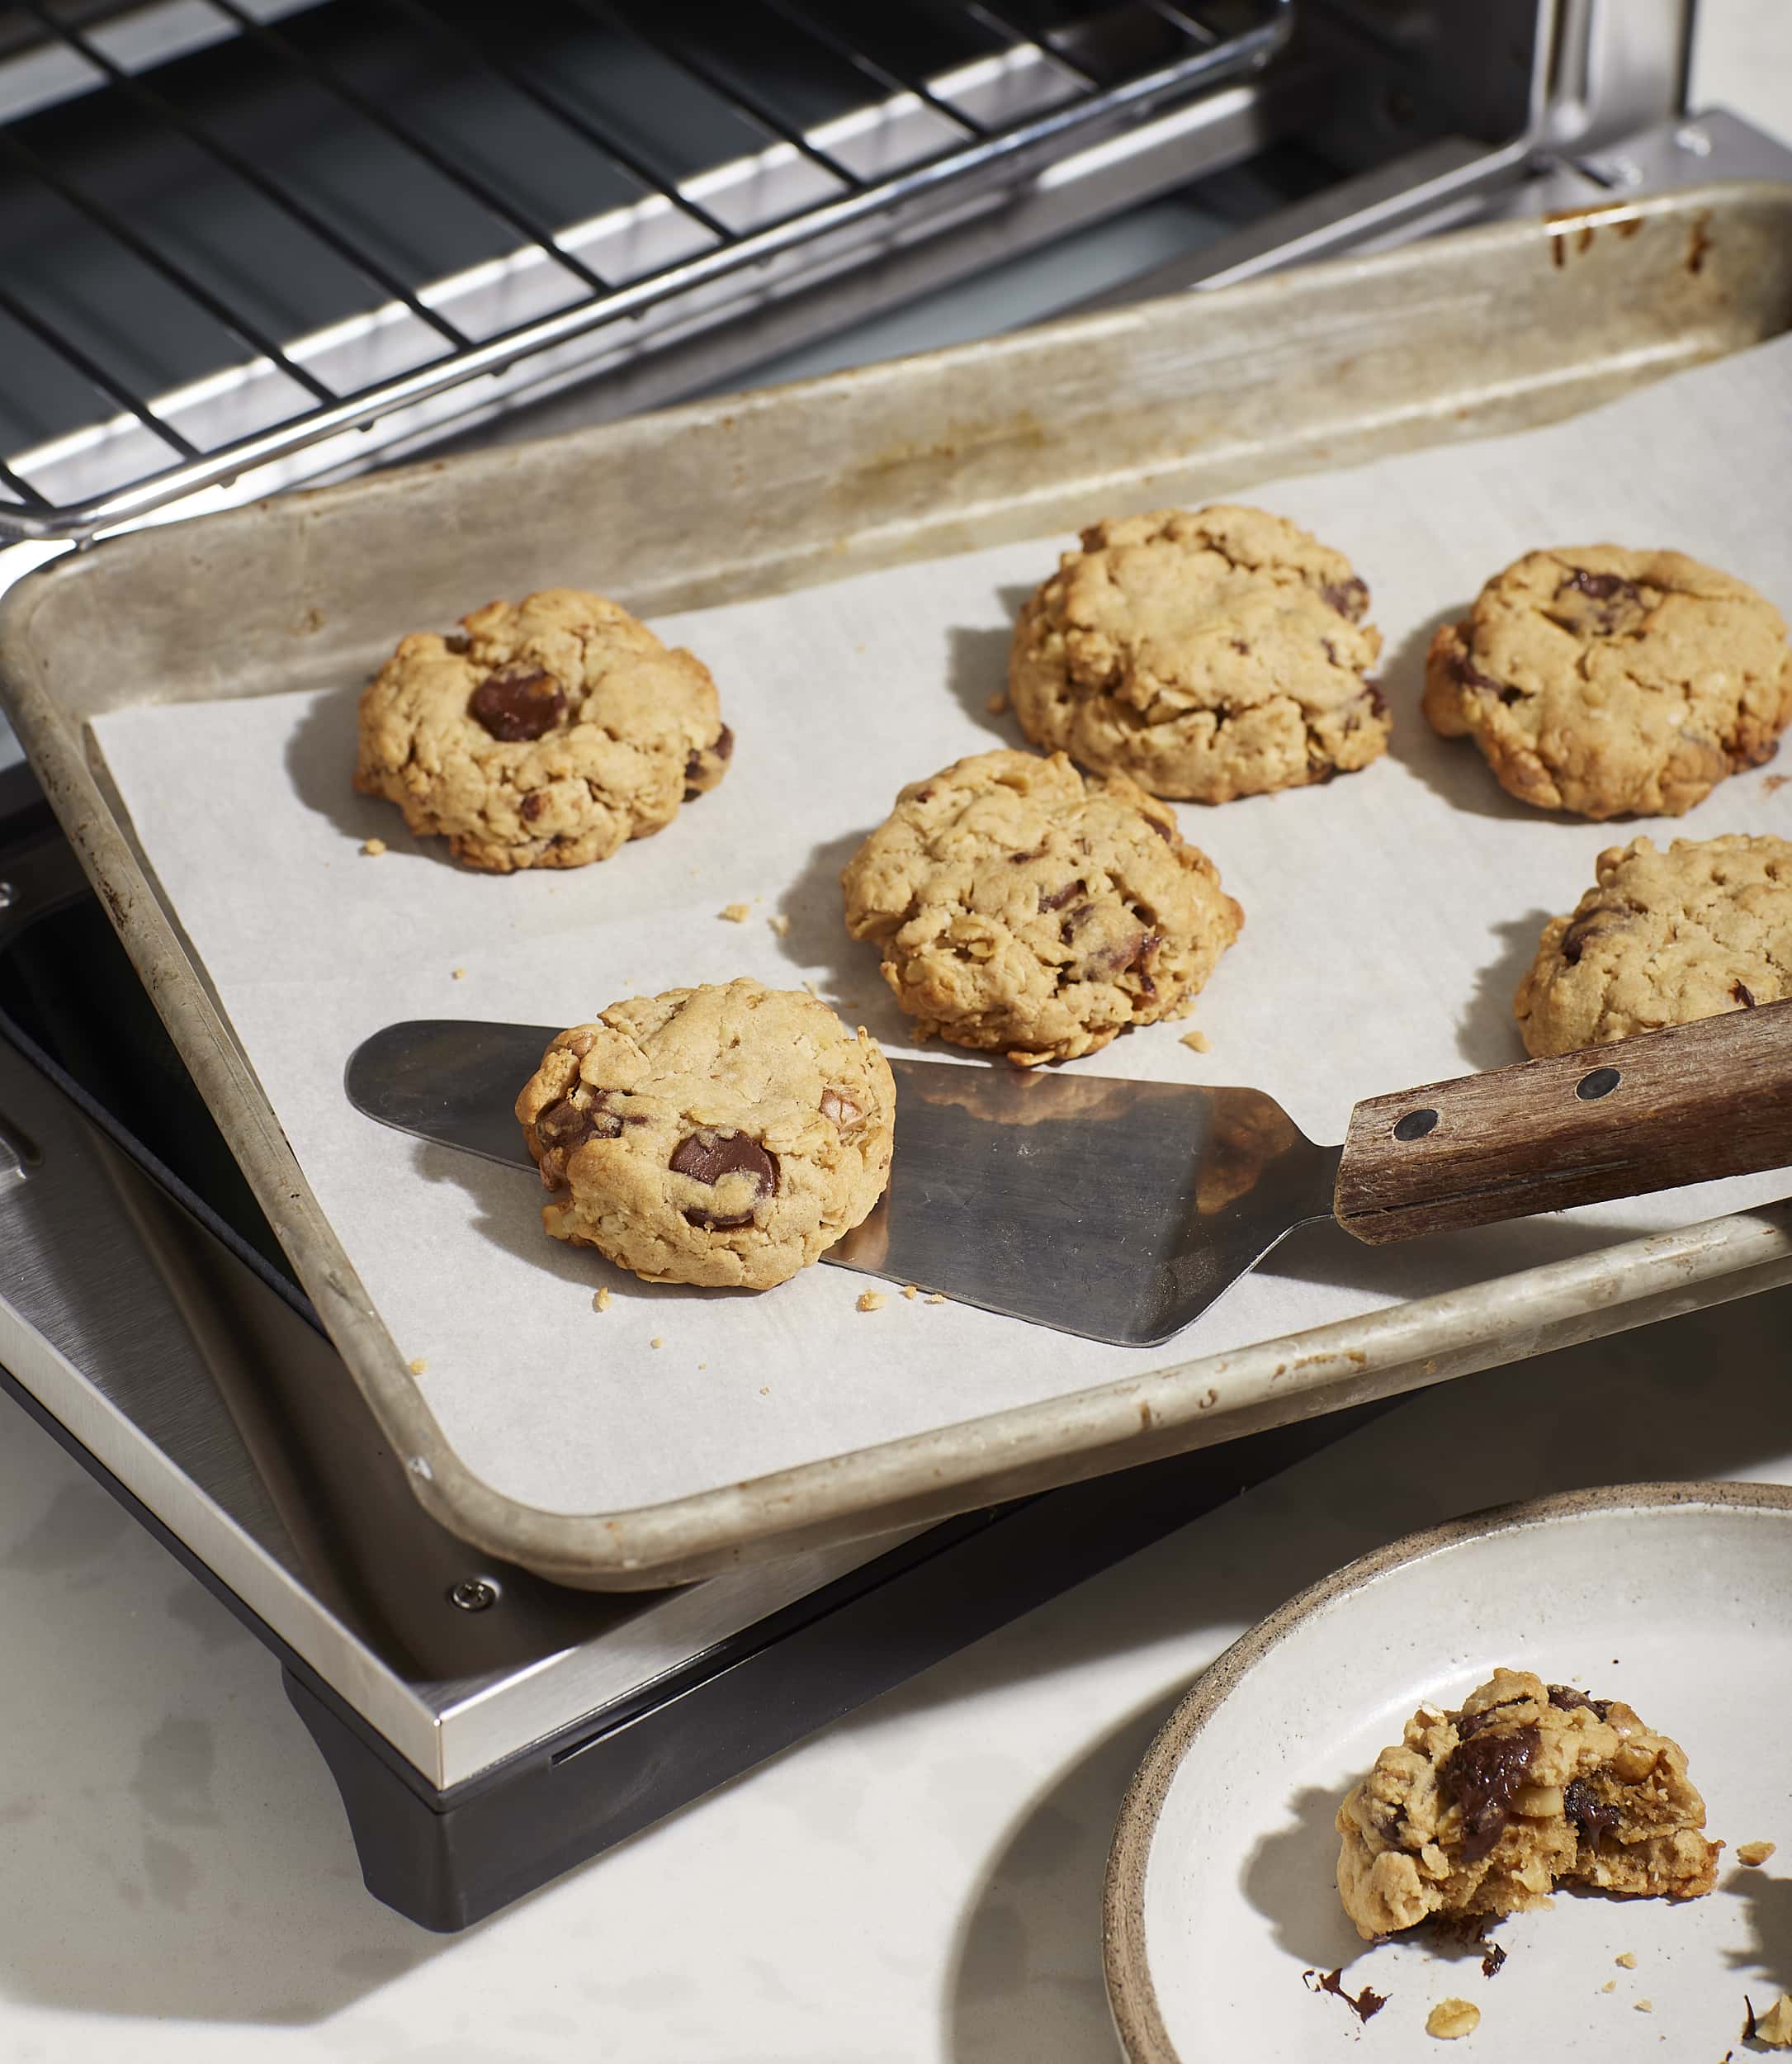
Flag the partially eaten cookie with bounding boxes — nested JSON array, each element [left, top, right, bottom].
[[1336, 1668, 1721, 1940]]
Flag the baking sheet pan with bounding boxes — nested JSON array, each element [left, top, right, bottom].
[[6, 184, 1792, 1587]]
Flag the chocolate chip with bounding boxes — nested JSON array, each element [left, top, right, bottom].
[[1735, 979, 1758, 1007], [669, 1129, 778, 1229], [1230, 637, 1249, 656], [1560, 905, 1626, 965], [1564, 1776, 1621, 1848], [1560, 569, 1641, 607], [1322, 639, 1340, 668], [1481, 1940, 1508, 1979], [443, 631, 471, 655], [470, 665, 566, 742], [1323, 576, 1369, 620], [684, 723, 734, 789], [1146, 814, 1175, 844], [1442, 1722, 1539, 1862], [820, 1088, 862, 1129], [1547, 1684, 1613, 1719], [1040, 881, 1085, 912], [1450, 648, 1519, 702], [1365, 683, 1389, 718], [1307, 757, 1339, 785], [521, 791, 549, 823], [537, 1099, 602, 1150]]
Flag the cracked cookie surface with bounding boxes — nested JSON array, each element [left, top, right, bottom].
[[355, 587, 731, 872], [1423, 547, 1792, 819], [1515, 832, 1792, 1056], [839, 746, 1241, 1065], [1336, 1667, 1720, 1941], [1006, 504, 1388, 802], [515, 979, 895, 1290]]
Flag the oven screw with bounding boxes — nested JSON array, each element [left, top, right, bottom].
[[448, 1577, 499, 1612], [1675, 122, 1712, 157]]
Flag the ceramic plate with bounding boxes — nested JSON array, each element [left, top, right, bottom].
[[1104, 1483, 1792, 2062]]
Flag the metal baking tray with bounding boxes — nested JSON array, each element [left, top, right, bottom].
[[6, 181, 1792, 1590]]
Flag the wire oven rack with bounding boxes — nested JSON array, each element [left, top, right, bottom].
[[0, 0, 1290, 543]]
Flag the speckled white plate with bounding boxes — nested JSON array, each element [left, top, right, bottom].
[[1104, 1483, 1792, 2062]]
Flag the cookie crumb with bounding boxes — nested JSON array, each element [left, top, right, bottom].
[[650, 1336, 664, 1349], [1616, 1953, 1637, 1968], [986, 690, 1009, 716], [408, 1356, 427, 1375], [1738, 1840, 1776, 1866], [1180, 1028, 1211, 1054], [1766, 773, 1790, 796], [856, 1290, 887, 1313], [593, 1288, 611, 1313], [925, 1292, 947, 1305], [768, 913, 792, 937], [902, 1284, 918, 1300], [1426, 1998, 1479, 2039], [452, 966, 467, 980], [1757, 1995, 1792, 2046], [719, 902, 752, 923], [360, 836, 387, 857], [1634, 1998, 1653, 2013], [1601, 1980, 1615, 1994], [759, 1385, 768, 1395]]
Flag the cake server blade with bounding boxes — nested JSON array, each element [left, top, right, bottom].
[[345, 1004, 1792, 1348]]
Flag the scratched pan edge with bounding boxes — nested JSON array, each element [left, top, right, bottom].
[[1104, 1482, 1792, 2064]]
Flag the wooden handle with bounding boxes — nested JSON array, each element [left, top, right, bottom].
[[1335, 999, 1792, 1245]]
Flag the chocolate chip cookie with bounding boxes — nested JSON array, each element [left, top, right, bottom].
[[839, 746, 1241, 1065], [1336, 1668, 1720, 1942], [355, 588, 731, 872], [515, 979, 894, 1290], [1424, 547, 1792, 818], [1514, 832, 1792, 1056], [1006, 505, 1388, 802]]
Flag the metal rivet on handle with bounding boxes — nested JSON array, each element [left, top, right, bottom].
[[448, 1577, 499, 1612], [1576, 1067, 1621, 1101], [1392, 1108, 1439, 1141]]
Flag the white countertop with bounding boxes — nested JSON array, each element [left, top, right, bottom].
[[3, 12, 1790, 2060]]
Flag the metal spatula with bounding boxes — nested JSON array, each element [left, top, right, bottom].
[[346, 1004, 1792, 1346]]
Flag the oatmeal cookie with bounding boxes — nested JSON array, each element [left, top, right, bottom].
[[1007, 504, 1388, 802], [1423, 547, 1792, 818], [839, 746, 1241, 1065], [1336, 1668, 1720, 1941], [1515, 833, 1792, 1056], [515, 978, 894, 1290], [355, 588, 731, 871]]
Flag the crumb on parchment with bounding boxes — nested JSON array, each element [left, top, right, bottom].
[[1616, 1953, 1637, 1968], [1757, 1995, 1792, 2046], [1738, 1841, 1777, 1866], [719, 902, 752, 923], [1180, 1028, 1211, 1054], [857, 1290, 887, 1313], [593, 1287, 611, 1313], [1426, 1999, 1479, 2039], [902, 1285, 918, 1300], [452, 966, 466, 980], [408, 1357, 427, 1375], [925, 1292, 947, 1304], [1601, 1980, 1615, 1994], [360, 837, 387, 856], [650, 1337, 664, 1349], [1634, 1999, 1652, 2013], [768, 913, 791, 937]]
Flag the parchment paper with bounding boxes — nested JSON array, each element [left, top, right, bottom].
[[90, 336, 1792, 1517]]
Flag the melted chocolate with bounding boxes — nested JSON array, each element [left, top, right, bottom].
[[669, 1129, 778, 1229], [1564, 1777, 1620, 1848], [470, 665, 565, 741], [1442, 1723, 1539, 1862]]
